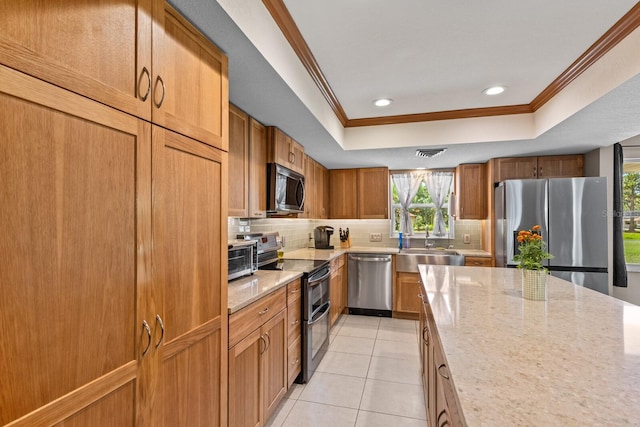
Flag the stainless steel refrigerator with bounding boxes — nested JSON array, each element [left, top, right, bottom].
[[495, 178, 609, 294]]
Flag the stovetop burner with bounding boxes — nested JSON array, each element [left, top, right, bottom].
[[260, 259, 328, 274]]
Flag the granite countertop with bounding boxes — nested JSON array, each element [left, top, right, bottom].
[[227, 270, 303, 314], [418, 265, 640, 425]]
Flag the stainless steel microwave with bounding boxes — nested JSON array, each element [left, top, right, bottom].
[[228, 240, 258, 281], [267, 163, 305, 214]]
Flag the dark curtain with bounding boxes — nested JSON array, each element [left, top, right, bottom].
[[613, 143, 628, 287]]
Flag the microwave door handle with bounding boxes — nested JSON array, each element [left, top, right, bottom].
[[296, 179, 305, 209], [308, 302, 331, 326], [308, 271, 331, 286]]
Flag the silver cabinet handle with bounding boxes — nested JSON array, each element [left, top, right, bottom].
[[291, 358, 299, 366], [260, 335, 267, 354], [539, 167, 543, 177], [533, 166, 537, 178], [153, 75, 166, 108], [155, 314, 165, 348], [138, 66, 151, 101], [264, 333, 271, 352], [437, 363, 450, 380], [258, 307, 270, 316], [291, 319, 300, 326], [142, 320, 152, 356], [437, 409, 450, 427], [422, 326, 430, 345]]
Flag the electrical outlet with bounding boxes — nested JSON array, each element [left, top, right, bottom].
[[463, 234, 471, 244], [370, 233, 382, 242]]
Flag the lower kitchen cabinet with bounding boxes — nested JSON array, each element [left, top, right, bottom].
[[330, 255, 347, 327], [464, 256, 493, 267], [287, 279, 303, 386], [394, 272, 422, 319], [228, 287, 289, 427]]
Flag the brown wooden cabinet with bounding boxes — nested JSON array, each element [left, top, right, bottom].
[[0, 1, 228, 150], [228, 288, 288, 427], [302, 155, 317, 218], [494, 155, 584, 182], [357, 167, 390, 219], [228, 106, 268, 218], [229, 104, 250, 217], [330, 255, 347, 327], [316, 161, 330, 219], [330, 167, 389, 219], [464, 256, 493, 267], [268, 127, 304, 174], [394, 272, 422, 320], [286, 279, 302, 386], [455, 163, 487, 220]]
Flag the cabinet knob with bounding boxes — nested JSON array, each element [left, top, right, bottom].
[[539, 167, 543, 177], [533, 166, 537, 178], [258, 307, 270, 315]]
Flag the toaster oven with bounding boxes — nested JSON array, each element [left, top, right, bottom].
[[228, 240, 258, 281]]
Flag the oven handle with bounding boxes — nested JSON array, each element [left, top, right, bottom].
[[308, 302, 331, 326], [308, 271, 330, 286]]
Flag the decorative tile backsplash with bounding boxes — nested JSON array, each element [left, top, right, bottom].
[[228, 218, 484, 251]]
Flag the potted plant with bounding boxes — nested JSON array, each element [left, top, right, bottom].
[[513, 225, 554, 300]]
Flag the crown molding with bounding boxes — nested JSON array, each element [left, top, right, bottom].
[[264, 1, 640, 126]]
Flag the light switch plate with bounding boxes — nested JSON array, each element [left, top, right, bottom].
[[463, 234, 471, 244]]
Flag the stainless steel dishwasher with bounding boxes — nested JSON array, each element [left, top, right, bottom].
[[347, 253, 393, 316]]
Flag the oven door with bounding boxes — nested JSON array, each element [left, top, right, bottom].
[[305, 268, 330, 320], [301, 301, 330, 383]]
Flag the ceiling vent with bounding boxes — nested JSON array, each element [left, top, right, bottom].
[[415, 148, 447, 158]]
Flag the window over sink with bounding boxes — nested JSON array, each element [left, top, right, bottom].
[[389, 170, 454, 238]]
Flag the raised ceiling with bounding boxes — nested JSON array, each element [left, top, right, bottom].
[[171, 0, 640, 170]]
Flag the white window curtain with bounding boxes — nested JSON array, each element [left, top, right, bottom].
[[391, 172, 425, 236], [423, 171, 453, 237]]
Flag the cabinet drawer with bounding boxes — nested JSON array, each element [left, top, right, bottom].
[[287, 302, 302, 344], [287, 279, 302, 305], [229, 287, 287, 348], [464, 256, 493, 267], [287, 335, 302, 387]]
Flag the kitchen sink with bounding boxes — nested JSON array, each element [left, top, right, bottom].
[[396, 250, 465, 272]]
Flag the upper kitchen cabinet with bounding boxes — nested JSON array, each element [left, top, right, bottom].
[[228, 106, 269, 218], [0, 0, 153, 121], [0, 1, 228, 150], [268, 127, 305, 174], [152, 2, 228, 150], [330, 167, 389, 219], [357, 167, 389, 219], [494, 155, 584, 182], [302, 155, 317, 219], [316, 161, 329, 219], [229, 104, 250, 217], [329, 169, 358, 218], [455, 163, 487, 220]]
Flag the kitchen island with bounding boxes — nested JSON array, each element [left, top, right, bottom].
[[418, 265, 640, 426]]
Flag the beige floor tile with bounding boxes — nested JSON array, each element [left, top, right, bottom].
[[329, 335, 375, 356], [354, 410, 427, 427], [285, 382, 306, 400], [316, 351, 371, 378], [360, 379, 426, 420], [342, 314, 381, 328], [337, 324, 379, 339], [299, 372, 366, 409], [265, 398, 295, 427], [379, 317, 418, 330], [282, 401, 358, 427], [376, 327, 417, 343], [367, 356, 421, 385], [372, 338, 420, 360]]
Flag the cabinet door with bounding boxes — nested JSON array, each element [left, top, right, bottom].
[[329, 169, 358, 218], [394, 273, 422, 317], [494, 157, 539, 181], [290, 139, 305, 174], [249, 118, 268, 218], [268, 127, 293, 167], [456, 163, 487, 219], [0, 66, 151, 426], [357, 167, 390, 219], [340, 263, 348, 314], [229, 104, 249, 217], [464, 256, 493, 267], [303, 155, 316, 218], [152, 127, 227, 427], [537, 155, 584, 178], [152, 2, 228, 150], [228, 329, 262, 427], [315, 162, 328, 218], [330, 268, 342, 327], [420, 302, 436, 427], [262, 310, 288, 421], [0, 0, 152, 121]]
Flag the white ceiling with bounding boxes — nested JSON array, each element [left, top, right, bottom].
[[170, 0, 640, 170]]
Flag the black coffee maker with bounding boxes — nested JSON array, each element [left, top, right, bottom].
[[314, 226, 334, 249]]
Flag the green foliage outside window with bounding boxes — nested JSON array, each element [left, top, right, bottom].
[[391, 181, 450, 234]]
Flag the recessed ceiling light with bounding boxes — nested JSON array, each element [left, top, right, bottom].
[[483, 86, 505, 96], [373, 98, 392, 107]]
